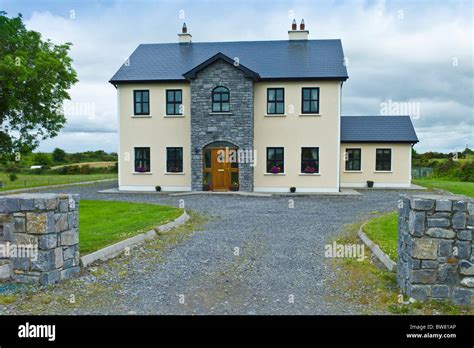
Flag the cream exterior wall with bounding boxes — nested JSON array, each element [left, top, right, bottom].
[[340, 143, 412, 188], [118, 83, 191, 191], [253, 81, 341, 192], [117, 82, 413, 192]]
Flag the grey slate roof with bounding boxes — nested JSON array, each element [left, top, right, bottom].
[[341, 116, 418, 143], [110, 39, 348, 83]]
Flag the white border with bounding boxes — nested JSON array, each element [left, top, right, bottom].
[[340, 182, 411, 188], [117, 87, 121, 187], [254, 186, 339, 193], [336, 83, 341, 191], [119, 185, 192, 192]]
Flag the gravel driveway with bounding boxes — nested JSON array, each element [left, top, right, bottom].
[[1, 182, 425, 315]]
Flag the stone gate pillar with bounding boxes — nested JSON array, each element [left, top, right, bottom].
[[397, 194, 474, 305], [0, 193, 80, 285]]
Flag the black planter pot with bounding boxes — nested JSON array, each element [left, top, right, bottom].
[[290, 187, 296, 193], [367, 181, 374, 188]]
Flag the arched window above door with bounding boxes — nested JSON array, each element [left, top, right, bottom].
[[212, 86, 230, 112]]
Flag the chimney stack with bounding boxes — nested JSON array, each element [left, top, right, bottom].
[[288, 18, 309, 40], [178, 22, 192, 44]]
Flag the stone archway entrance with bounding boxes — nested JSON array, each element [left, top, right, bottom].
[[202, 142, 239, 191]]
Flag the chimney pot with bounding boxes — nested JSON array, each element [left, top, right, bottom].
[[178, 23, 192, 44], [300, 19, 305, 30], [291, 19, 297, 30]]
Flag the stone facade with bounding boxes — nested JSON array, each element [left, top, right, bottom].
[[190, 59, 254, 191], [398, 194, 474, 305], [0, 193, 80, 285]]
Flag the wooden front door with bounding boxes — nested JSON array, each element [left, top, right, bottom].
[[211, 148, 230, 191]]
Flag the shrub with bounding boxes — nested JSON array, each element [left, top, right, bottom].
[[52, 148, 67, 163], [9, 173, 18, 182]]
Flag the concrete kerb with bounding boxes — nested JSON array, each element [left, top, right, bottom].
[[81, 210, 190, 267], [357, 222, 397, 272]]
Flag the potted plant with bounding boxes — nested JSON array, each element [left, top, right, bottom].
[[367, 180, 374, 188], [230, 182, 239, 191], [203, 184, 211, 191], [290, 187, 296, 193], [303, 166, 316, 174], [155, 186, 161, 192], [270, 166, 281, 174]]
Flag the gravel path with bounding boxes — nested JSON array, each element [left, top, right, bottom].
[[1, 182, 427, 315]]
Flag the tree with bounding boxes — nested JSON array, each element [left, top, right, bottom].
[[32, 152, 52, 166], [0, 12, 78, 162], [52, 147, 67, 163]]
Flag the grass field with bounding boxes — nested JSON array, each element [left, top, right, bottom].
[[79, 200, 183, 254], [51, 161, 117, 170], [0, 173, 117, 191], [362, 211, 398, 260], [413, 178, 474, 198]]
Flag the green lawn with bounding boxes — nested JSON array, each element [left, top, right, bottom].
[[79, 200, 183, 254], [0, 173, 117, 191], [363, 211, 398, 261], [413, 178, 474, 198]]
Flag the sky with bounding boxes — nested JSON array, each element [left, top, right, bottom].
[[1, 0, 473, 154]]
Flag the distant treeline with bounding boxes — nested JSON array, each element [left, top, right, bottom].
[[413, 147, 474, 182], [0, 149, 118, 175]]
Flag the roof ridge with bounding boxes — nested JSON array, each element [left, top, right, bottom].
[[139, 39, 342, 46]]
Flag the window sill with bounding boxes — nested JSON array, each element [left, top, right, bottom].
[[299, 114, 321, 117], [133, 172, 152, 175], [131, 115, 152, 118], [209, 112, 233, 115], [264, 173, 286, 176], [264, 114, 286, 117], [374, 171, 393, 173], [299, 173, 321, 176], [344, 170, 363, 173], [165, 172, 185, 175], [164, 115, 185, 118]]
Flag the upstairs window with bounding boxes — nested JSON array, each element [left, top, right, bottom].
[[301, 147, 319, 174], [134, 147, 150, 172], [134, 90, 149, 115], [376, 149, 392, 171], [267, 88, 285, 115], [166, 90, 183, 115], [266, 147, 284, 173], [166, 147, 183, 173], [345, 148, 361, 171], [302, 87, 319, 114], [212, 87, 230, 112]]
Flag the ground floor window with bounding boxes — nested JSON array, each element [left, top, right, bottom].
[[134, 147, 150, 172], [376, 148, 391, 171], [166, 147, 183, 172], [345, 148, 361, 171], [301, 147, 319, 173], [266, 147, 284, 173]]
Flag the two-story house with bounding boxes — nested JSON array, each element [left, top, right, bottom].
[[109, 21, 418, 193]]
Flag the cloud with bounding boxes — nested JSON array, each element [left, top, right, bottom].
[[8, 0, 471, 153]]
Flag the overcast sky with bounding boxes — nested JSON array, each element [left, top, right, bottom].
[[1, 0, 473, 153]]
